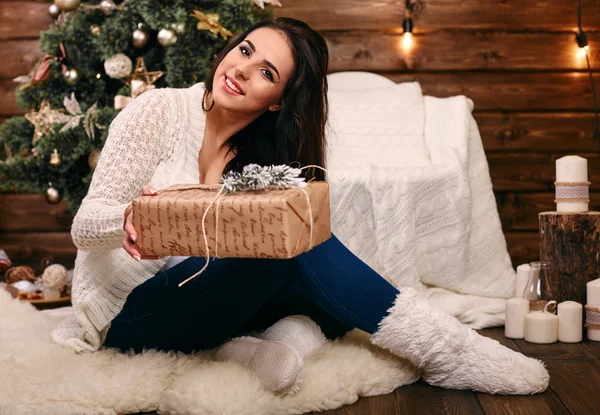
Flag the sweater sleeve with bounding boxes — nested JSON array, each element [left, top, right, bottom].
[[71, 88, 178, 251]]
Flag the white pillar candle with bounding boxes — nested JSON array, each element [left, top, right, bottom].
[[557, 301, 583, 343], [524, 301, 558, 344], [505, 297, 530, 339], [555, 155, 589, 213], [587, 279, 600, 341], [43, 287, 61, 301], [515, 263, 530, 298]]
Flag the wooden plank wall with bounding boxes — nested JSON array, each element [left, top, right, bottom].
[[1, 0, 599, 269]]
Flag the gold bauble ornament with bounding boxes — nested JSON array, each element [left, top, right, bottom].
[[132, 24, 150, 48], [157, 28, 178, 46], [90, 24, 102, 37], [49, 148, 61, 166], [46, 182, 62, 204], [48, 3, 61, 18], [88, 147, 102, 169], [54, 0, 81, 12], [63, 67, 79, 85]]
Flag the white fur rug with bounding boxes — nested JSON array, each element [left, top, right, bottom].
[[0, 290, 418, 415]]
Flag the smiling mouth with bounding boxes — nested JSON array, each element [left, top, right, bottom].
[[224, 75, 244, 95]]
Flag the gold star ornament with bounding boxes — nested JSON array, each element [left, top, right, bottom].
[[24, 100, 71, 145], [121, 57, 164, 86], [115, 57, 165, 110]]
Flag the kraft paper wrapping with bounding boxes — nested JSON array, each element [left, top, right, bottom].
[[132, 182, 331, 258]]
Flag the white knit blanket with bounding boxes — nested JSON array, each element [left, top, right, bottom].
[[326, 82, 514, 329]]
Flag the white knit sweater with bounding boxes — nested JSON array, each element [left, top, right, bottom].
[[51, 82, 207, 353]]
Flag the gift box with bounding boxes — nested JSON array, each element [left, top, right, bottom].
[[132, 181, 331, 258]]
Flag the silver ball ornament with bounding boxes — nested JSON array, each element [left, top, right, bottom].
[[54, 0, 81, 12], [104, 53, 133, 79], [157, 28, 178, 46], [132, 28, 150, 48], [63, 67, 79, 85], [46, 183, 62, 204], [171, 22, 185, 34], [49, 3, 61, 18], [100, 0, 115, 13]]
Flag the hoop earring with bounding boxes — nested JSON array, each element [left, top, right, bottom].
[[202, 89, 215, 112]]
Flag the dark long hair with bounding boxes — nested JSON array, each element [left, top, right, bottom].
[[203, 18, 328, 181]]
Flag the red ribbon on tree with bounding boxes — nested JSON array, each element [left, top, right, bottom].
[[32, 43, 68, 82]]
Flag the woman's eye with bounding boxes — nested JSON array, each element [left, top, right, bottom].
[[240, 46, 250, 57], [262, 69, 273, 81]]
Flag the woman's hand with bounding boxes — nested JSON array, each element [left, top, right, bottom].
[[122, 184, 159, 261]]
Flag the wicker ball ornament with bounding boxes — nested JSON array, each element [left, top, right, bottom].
[[104, 53, 133, 79], [42, 264, 69, 290], [5, 265, 36, 284]]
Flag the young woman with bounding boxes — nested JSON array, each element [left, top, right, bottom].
[[52, 18, 549, 396]]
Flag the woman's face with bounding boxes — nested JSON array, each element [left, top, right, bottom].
[[212, 27, 295, 115]]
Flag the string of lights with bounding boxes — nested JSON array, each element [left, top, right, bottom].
[[400, 2, 597, 146], [576, 0, 600, 148]]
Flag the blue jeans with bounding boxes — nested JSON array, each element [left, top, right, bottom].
[[103, 234, 400, 354]]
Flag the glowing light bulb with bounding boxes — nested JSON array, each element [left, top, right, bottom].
[[403, 32, 413, 49], [402, 16, 414, 49], [575, 30, 589, 58]]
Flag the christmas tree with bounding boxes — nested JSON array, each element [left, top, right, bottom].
[[0, 0, 279, 213]]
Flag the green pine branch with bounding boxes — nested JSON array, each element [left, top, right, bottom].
[[0, 0, 271, 214]]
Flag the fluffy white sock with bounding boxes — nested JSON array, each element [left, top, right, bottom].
[[258, 315, 327, 358], [371, 287, 549, 395]]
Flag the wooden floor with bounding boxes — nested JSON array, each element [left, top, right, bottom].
[[136, 328, 600, 415], [316, 328, 600, 415]]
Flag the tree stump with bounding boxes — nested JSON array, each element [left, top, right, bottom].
[[539, 212, 600, 309]]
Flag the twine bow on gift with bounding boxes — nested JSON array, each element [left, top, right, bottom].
[[32, 43, 68, 82], [166, 164, 336, 288]]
